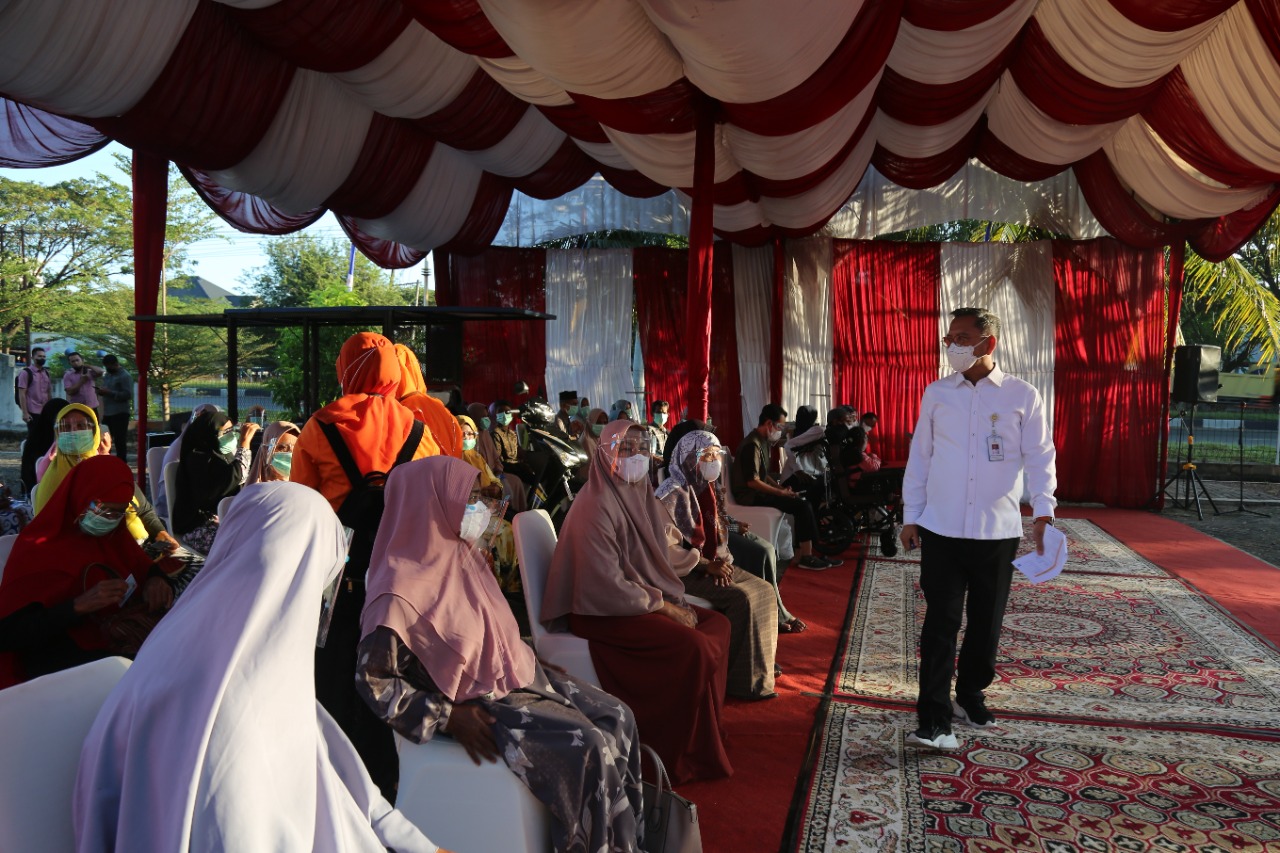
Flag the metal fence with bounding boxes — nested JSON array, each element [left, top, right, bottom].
[[1166, 399, 1280, 466]]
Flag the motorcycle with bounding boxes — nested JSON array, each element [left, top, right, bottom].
[[516, 398, 588, 529]]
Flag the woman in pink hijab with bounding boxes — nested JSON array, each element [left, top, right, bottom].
[[357, 456, 642, 853], [541, 421, 733, 785]]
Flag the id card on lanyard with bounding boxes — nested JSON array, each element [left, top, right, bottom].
[[987, 413, 1004, 462]]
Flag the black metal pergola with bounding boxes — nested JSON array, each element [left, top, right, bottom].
[[129, 305, 554, 423]]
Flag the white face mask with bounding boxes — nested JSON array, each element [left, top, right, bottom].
[[946, 342, 982, 373], [698, 459, 722, 482], [459, 502, 492, 544], [616, 454, 650, 484], [768, 428, 783, 443]]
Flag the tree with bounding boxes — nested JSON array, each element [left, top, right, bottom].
[[0, 175, 134, 352]]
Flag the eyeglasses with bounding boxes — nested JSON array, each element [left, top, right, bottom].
[[942, 334, 990, 347], [87, 500, 127, 521], [612, 436, 656, 457]]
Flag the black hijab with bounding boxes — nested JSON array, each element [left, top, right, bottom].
[[173, 411, 240, 534]]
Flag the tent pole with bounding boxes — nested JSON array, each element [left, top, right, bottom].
[[131, 151, 168, 490], [684, 101, 716, 422], [1157, 242, 1186, 510], [770, 236, 785, 406]]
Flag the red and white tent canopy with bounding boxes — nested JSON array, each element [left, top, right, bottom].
[[3, 0, 1280, 263]]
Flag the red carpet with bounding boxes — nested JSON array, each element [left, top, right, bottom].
[[680, 546, 864, 853], [1056, 507, 1280, 648]]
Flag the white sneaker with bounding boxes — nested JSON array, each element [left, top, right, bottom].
[[906, 725, 959, 750]]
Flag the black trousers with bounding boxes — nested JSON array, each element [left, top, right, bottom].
[[745, 491, 817, 542], [916, 528, 1018, 726], [21, 417, 42, 494], [102, 412, 130, 461], [315, 580, 399, 802]]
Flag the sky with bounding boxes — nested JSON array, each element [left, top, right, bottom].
[[0, 142, 429, 296]]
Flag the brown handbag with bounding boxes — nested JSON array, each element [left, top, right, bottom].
[[80, 562, 162, 656]]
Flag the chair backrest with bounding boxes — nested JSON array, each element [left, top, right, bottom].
[[720, 451, 743, 507], [0, 656, 131, 853], [0, 533, 16, 585], [162, 462, 179, 536], [513, 509, 558, 647], [146, 446, 167, 505]]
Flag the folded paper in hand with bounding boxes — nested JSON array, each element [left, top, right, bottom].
[[1012, 524, 1067, 584]]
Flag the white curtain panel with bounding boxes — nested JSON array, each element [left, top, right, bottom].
[[732, 244, 774, 430], [937, 240, 1056, 426], [493, 181, 691, 247], [782, 237, 835, 421], [543, 248, 636, 411]]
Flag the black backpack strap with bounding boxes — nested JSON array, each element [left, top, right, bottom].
[[393, 420, 425, 468], [318, 420, 366, 490]]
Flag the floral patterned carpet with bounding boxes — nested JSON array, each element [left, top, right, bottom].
[[793, 520, 1280, 852]]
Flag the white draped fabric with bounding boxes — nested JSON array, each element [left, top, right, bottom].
[[1, 1, 1277, 254], [493, 180, 691, 247], [543, 249, 636, 409], [731, 244, 774, 430], [937, 241, 1057, 434], [781, 238, 835, 420]]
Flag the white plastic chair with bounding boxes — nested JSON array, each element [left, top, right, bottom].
[[162, 462, 179, 538], [216, 495, 234, 520], [146, 446, 167, 506], [0, 533, 16, 584], [0, 657, 132, 853], [513, 509, 601, 686], [720, 452, 793, 560], [395, 734, 551, 853]]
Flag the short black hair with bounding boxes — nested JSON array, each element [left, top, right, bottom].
[[950, 307, 1001, 339], [861, 411, 878, 422], [31, 347, 45, 356], [758, 403, 787, 425], [494, 399, 511, 409], [67, 351, 82, 360], [102, 354, 119, 366], [652, 400, 669, 410]]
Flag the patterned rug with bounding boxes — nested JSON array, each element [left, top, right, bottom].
[[796, 702, 1280, 853], [835, 560, 1280, 728]]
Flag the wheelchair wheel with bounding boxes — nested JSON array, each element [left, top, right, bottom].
[[815, 507, 856, 556]]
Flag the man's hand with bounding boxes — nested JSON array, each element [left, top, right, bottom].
[[444, 703, 499, 765], [142, 576, 173, 612], [152, 530, 181, 554], [1032, 518, 1049, 556], [21, 412, 30, 423], [900, 523, 921, 553]]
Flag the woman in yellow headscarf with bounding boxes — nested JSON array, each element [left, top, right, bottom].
[[33, 404, 171, 546], [393, 343, 464, 458]]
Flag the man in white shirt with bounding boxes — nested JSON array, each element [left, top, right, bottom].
[[899, 307, 1057, 750]]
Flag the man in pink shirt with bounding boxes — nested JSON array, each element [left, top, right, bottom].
[[63, 351, 103, 418]]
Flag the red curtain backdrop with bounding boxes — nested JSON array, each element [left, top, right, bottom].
[[831, 240, 941, 464], [708, 242, 745, 446], [434, 248, 547, 407], [633, 247, 689, 422], [1052, 239, 1167, 507]]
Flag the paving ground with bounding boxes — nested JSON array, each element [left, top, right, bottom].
[[3, 444, 1277, 570]]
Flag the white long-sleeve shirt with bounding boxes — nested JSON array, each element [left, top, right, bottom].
[[902, 365, 1057, 540]]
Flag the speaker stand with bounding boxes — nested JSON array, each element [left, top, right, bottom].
[[1154, 403, 1220, 521], [1218, 399, 1268, 517]]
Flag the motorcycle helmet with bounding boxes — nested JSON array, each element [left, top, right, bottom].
[[519, 397, 557, 430]]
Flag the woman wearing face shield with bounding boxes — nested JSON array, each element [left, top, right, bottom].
[[73, 482, 446, 853], [541, 421, 733, 785], [246, 421, 300, 484], [357, 456, 642, 853], [172, 410, 258, 554], [0, 456, 171, 688]]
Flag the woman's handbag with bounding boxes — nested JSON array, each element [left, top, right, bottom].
[[80, 563, 162, 656], [639, 744, 703, 853]]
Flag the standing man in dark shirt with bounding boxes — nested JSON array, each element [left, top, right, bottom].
[[97, 355, 134, 462], [731, 403, 841, 571], [554, 389, 579, 435]]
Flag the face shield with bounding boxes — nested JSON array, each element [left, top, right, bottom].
[[606, 430, 657, 485], [691, 443, 727, 488], [317, 526, 355, 648]]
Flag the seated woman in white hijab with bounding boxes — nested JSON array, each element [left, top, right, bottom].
[[657, 430, 779, 698], [355, 456, 642, 853], [73, 482, 447, 853]]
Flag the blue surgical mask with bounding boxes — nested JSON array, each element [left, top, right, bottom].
[[591, 424, 604, 436], [462, 438, 478, 452], [270, 453, 293, 478], [218, 432, 237, 455], [654, 412, 668, 426], [496, 412, 513, 427], [480, 417, 491, 431], [79, 510, 122, 537]]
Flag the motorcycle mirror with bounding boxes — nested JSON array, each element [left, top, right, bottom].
[[513, 380, 530, 396]]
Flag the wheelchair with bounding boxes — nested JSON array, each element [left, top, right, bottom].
[[813, 464, 903, 558]]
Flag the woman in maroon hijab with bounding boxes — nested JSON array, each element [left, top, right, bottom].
[[541, 421, 733, 785], [357, 456, 642, 853]]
